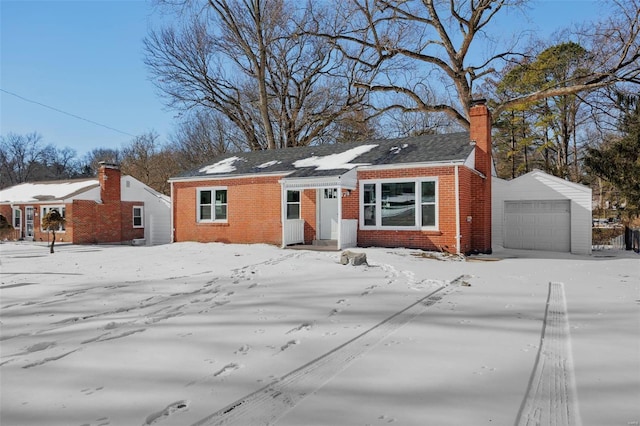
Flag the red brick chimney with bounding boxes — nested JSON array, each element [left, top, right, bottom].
[[469, 99, 492, 177], [469, 99, 492, 254], [98, 162, 121, 203]]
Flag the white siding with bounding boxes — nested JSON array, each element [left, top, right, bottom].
[[121, 177, 171, 245], [492, 170, 592, 255]]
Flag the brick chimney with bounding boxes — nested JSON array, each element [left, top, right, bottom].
[[469, 99, 492, 254], [98, 162, 122, 203], [469, 99, 492, 177]]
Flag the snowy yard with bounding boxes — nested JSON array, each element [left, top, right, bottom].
[[1, 242, 638, 426]]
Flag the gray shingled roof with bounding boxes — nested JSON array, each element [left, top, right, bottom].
[[173, 132, 474, 180]]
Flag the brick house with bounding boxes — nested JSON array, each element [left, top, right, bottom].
[[169, 102, 493, 255], [0, 163, 171, 245]]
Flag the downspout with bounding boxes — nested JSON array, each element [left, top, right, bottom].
[[337, 185, 343, 250], [280, 182, 287, 248], [170, 181, 175, 243], [454, 165, 461, 256]]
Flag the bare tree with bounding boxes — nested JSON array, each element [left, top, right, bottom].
[[121, 132, 179, 195], [0, 132, 82, 187], [169, 109, 238, 170], [79, 148, 123, 176], [0, 132, 48, 187], [322, 0, 639, 128], [145, 0, 372, 150]]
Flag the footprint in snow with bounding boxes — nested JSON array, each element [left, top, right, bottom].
[[234, 344, 251, 355], [280, 339, 300, 351], [80, 386, 104, 395], [143, 400, 189, 425], [213, 363, 242, 377], [286, 323, 313, 334], [80, 416, 111, 426], [24, 341, 56, 354]]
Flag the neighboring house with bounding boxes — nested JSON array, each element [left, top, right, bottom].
[[0, 163, 171, 246], [169, 102, 493, 255], [492, 169, 592, 255]]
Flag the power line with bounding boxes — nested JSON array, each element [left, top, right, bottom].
[[0, 88, 136, 137]]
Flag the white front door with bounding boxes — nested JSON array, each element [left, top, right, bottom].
[[319, 188, 339, 240], [25, 207, 35, 240]]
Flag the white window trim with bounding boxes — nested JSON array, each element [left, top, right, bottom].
[[40, 205, 66, 232], [12, 207, 22, 230], [359, 177, 438, 231], [286, 190, 301, 220], [196, 187, 228, 223], [133, 206, 144, 228]]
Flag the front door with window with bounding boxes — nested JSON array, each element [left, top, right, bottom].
[[319, 188, 339, 240], [25, 207, 34, 240]]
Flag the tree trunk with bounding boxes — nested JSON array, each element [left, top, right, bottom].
[[50, 230, 55, 254]]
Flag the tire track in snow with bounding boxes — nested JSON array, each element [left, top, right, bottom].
[[516, 281, 582, 426], [190, 280, 458, 426]]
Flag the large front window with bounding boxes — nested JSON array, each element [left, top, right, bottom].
[[381, 182, 416, 226], [197, 188, 228, 222], [360, 179, 438, 229], [41, 206, 66, 231]]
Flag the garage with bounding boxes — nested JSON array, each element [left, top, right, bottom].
[[503, 200, 570, 252], [493, 170, 592, 255]]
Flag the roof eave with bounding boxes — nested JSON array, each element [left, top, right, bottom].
[[168, 170, 293, 183], [357, 159, 467, 171]]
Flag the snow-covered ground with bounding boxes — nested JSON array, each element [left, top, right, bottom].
[[0, 242, 638, 426]]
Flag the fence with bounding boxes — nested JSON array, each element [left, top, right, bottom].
[[592, 226, 640, 252], [627, 228, 640, 253]]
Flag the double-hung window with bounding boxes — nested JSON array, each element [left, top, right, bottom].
[[13, 208, 21, 230], [41, 206, 66, 231], [286, 190, 300, 219], [360, 178, 438, 230], [197, 187, 228, 222], [420, 181, 436, 227], [133, 206, 144, 228]]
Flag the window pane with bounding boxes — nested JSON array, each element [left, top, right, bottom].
[[200, 190, 212, 205], [422, 204, 436, 227], [421, 181, 435, 202], [287, 204, 300, 220], [215, 190, 227, 204], [287, 190, 300, 203], [363, 184, 375, 203], [364, 205, 376, 226], [215, 205, 227, 220], [381, 182, 415, 226], [200, 205, 212, 220]]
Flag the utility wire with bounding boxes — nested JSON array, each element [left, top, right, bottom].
[[0, 88, 136, 137]]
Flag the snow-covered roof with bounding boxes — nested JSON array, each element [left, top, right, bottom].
[[292, 145, 378, 170], [0, 179, 99, 203], [174, 132, 474, 181]]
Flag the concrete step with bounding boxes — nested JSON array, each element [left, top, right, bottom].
[[312, 239, 337, 247]]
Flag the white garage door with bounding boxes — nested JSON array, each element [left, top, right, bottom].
[[504, 200, 571, 252]]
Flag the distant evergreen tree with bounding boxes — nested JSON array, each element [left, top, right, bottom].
[[584, 94, 640, 219]]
